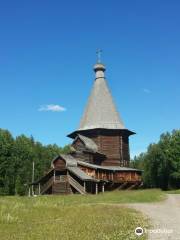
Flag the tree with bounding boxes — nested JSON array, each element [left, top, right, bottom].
[[15, 175, 24, 195], [0, 129, 15, 195], [0, 128, 71, 195], [132, 129, 180, 190]]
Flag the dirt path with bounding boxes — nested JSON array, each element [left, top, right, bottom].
[[128, 194, 180, 240]]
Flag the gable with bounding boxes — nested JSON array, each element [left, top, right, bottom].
[[72, 137, 86, 151], [72, 134, 99, 154], [52, 156, 66, 169]]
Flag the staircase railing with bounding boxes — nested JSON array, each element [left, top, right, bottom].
[[41, 176, 54, 194], [68, 175, 86, 194]]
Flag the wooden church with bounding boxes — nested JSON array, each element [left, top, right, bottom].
[[31, 60, 142, 195]]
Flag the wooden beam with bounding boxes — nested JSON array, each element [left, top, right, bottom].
[[102, 183, 105, 193], [84, 182, 86, 192], [53, 169, 55, 182], [121, 136, 123, 166], [95, 183, 98, 195], [28, 187, 31, 197]]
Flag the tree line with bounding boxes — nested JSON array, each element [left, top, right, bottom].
[[1, 128, 179, 195], [0, 128, 70, 195], [131, 129, 180, 190]]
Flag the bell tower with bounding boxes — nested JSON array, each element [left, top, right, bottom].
[[68, 55, 135, 167]]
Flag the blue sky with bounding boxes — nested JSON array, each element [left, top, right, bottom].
[[0, 0, 179, 157]]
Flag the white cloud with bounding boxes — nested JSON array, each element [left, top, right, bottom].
[[143, 88, 151, 94], [38, 104, 66, 112]]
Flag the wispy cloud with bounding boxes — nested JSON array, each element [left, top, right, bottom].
[[38, 104, 66, 112], [143, 88, 151, 94]]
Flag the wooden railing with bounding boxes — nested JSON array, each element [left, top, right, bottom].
[[40, 176, 54, 194], [36, 174, 90, 195], [95, 171, 142, 182], [37, 175, 69, 195], [68, 175, 86, 195], [102, 174, 142, 182]]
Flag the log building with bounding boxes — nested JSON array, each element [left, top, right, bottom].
[[32, 61, 142, 195]]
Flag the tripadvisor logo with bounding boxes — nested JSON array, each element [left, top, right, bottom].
[[135, 227, 144, 236]]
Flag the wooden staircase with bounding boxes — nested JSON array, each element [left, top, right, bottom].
[[41, 176, 54, 194], [68, 175, 86, 194], [117, 182, 129, 190], [52, 182, 72, 194], [40, 174, 86, 195], [127, 182, 140, 190]]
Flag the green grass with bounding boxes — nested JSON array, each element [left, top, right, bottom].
[[28, 189, 165, 206], [0, 189, 165, 240], [166, 189, 180, 194]]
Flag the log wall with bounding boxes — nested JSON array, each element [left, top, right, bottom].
[[78, 165, 142, 182], [82, 130, 130, 167]]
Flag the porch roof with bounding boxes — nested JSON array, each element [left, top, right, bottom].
[[78, 161, 142, 172], [68, 166, 99, 182]]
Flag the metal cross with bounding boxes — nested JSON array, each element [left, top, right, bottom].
[[96, 49, 102, 63]]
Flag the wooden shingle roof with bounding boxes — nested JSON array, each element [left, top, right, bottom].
[[77, 134, 98, 153], [78, 161, 142, 172], [68, 167, 98, 181], [78, 63, 125, 131]]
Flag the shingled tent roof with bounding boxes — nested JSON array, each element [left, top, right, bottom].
[[68, 63, 135, 139], [79, 63, 125, 131]]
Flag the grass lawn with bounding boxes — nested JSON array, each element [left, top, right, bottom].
[[0, 189, 165, 240], [166, 189, 180, 194]]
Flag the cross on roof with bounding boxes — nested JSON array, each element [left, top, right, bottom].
[[96, 49, 102, 63]]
